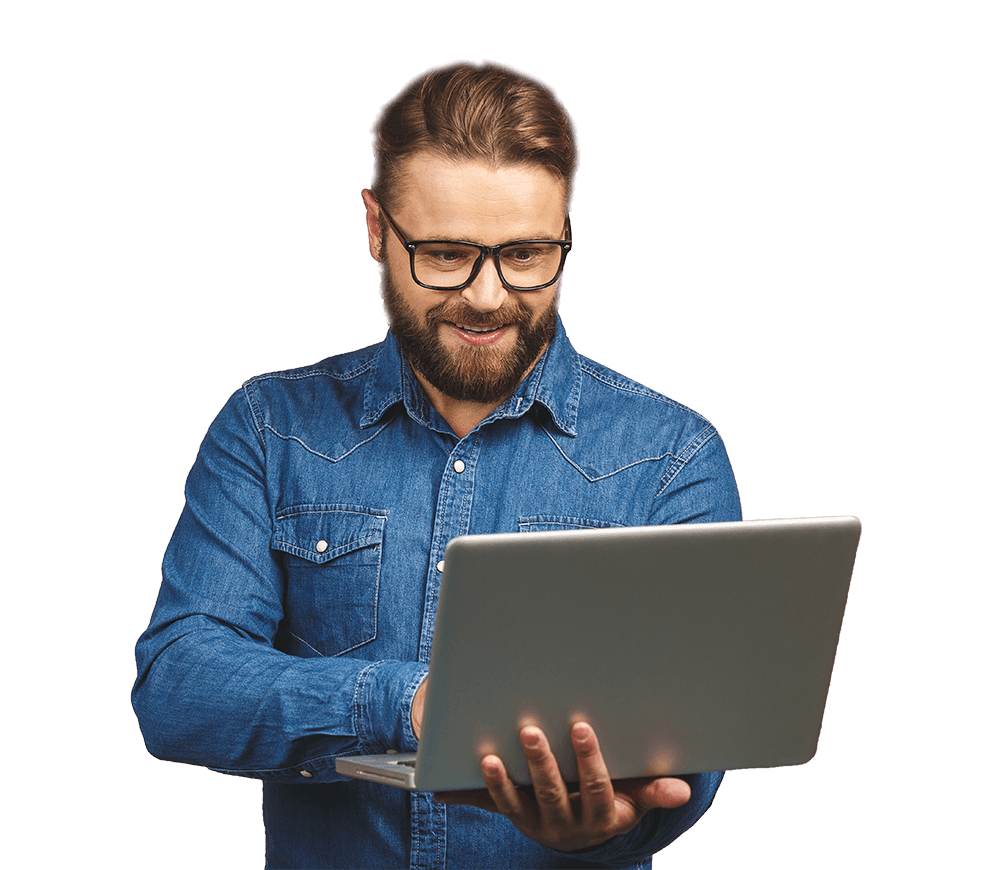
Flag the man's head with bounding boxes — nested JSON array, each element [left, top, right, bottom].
[[363, 63, 576, 408]]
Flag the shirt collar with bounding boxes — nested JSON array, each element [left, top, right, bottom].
[[360, 317, 580, 437]]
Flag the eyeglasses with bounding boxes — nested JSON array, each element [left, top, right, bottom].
[[380, 207, 572, 291]]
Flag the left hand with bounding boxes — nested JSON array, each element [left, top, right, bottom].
[[434, 722, 691, 853]]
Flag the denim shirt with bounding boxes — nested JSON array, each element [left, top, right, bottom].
[[133, 319, 741, 870]]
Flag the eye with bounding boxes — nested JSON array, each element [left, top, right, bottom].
[[500, 244, 562, 271], [502, 246, 542, 265], [416, 244, 477, 270]]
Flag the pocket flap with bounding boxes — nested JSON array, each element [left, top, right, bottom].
[[518, 514, 625, 533], [272, 505, 387, 564]]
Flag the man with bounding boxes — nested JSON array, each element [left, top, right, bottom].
[[133, 63, 741, 869]]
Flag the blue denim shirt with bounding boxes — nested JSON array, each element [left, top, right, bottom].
[[133, 319, 741, 869]]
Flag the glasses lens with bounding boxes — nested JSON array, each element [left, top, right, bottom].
[[412, 242, 565, 290], [413, 243, 483, 289], [496, 243, 565, 289]]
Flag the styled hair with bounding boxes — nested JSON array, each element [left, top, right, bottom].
[[371, 62, 576, 212]]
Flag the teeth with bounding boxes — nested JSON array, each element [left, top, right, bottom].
[[459, 324, 501, 334]]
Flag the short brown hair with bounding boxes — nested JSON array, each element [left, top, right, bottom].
[[371, 62, 576, 212]]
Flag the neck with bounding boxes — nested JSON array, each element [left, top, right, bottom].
[[408, 342, 550, 439], [410, 368, 504, 439]]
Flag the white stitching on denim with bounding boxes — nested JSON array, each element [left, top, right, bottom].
[[579, 360, 704, 415], [284, 630, 323, 656], [260, 421, 391, 464], [541, 427, 677, 482], [655, 425, 718, 496], [353, 661, 381, 751]]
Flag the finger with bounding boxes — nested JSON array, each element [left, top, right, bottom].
[[432, 754, 526, 817], [625, 776, 692, 812], [570, 722, 616, 827], [520, 726, 572, 822], [480, 754, 529, 819], [615, 776, 691, 814]]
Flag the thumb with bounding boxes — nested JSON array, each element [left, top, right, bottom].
[[634, 777, 692, 811]]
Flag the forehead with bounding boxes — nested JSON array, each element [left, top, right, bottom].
[[393, 153, 567, 243]]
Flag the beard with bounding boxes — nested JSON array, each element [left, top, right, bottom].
[[381, 268, 559, 405]]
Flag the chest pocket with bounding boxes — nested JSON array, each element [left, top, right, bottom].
[[272, 505, 387, 657]]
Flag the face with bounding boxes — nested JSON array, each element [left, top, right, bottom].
[[365, 154, 567, 406]]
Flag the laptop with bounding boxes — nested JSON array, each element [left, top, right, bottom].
[[335, 515, 861, 791]]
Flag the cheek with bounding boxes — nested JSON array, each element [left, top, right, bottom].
[[523, 290, 558, 323], [387, 259, 438, 315]]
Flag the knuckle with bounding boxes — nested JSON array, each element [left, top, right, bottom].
[[524, 744, 549, 762], [494, 798, 520, 818], [533, 782, 565, 806], [581, 773, 611, 799]]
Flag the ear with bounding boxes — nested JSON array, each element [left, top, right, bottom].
[[361, 189, 382, 261]]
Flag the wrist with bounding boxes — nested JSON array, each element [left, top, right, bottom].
[[411, 678, 427, 740]]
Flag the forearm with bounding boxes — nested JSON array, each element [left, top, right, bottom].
[[132, 388, 430, 781], [133, 614, 427, 781]]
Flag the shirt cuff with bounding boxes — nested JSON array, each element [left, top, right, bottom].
[[353, 660, 429, 754]]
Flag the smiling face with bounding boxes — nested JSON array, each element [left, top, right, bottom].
[[364, 153, 567, 408]]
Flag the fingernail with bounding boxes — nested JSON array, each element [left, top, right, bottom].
[[572, 722, 590, 743], [481, 756, 501, 780], [522, 729, 540, 749]]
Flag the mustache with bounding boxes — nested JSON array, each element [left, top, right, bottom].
[[425, 297, 532, 328]]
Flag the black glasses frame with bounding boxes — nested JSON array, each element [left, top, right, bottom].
[[380, 207, 572, 292]]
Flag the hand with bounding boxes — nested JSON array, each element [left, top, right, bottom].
[[434, 722, 691, 852]]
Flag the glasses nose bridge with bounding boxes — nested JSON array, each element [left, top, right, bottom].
[[466, 243, 508, 289]]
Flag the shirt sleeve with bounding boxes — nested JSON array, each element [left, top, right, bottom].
[[650, 423, 743, 526], [131, 389, 427, 782]]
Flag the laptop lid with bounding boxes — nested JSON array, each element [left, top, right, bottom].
[[340, 516, 861, 792]]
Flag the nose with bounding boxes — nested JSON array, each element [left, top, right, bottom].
[[459, 255, 507, 312]]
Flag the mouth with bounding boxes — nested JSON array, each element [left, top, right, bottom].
[[455, 323, 504, 335], [445, 321, 512, 347]]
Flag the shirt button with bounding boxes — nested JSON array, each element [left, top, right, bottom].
[[299, 770, 313, 778], [436, 560, 445, 573], [453, 459, 466, 473], [315, 540, 328, 553]]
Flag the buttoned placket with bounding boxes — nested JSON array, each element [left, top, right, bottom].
[[409, 429, 483, 870]]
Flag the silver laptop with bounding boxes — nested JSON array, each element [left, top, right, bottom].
[[336, 516, 861, 791]]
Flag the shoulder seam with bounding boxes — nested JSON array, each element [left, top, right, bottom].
[[656, 424, 719, 496], [244, 358, 374, 387], [578, 359, 707, 419]]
